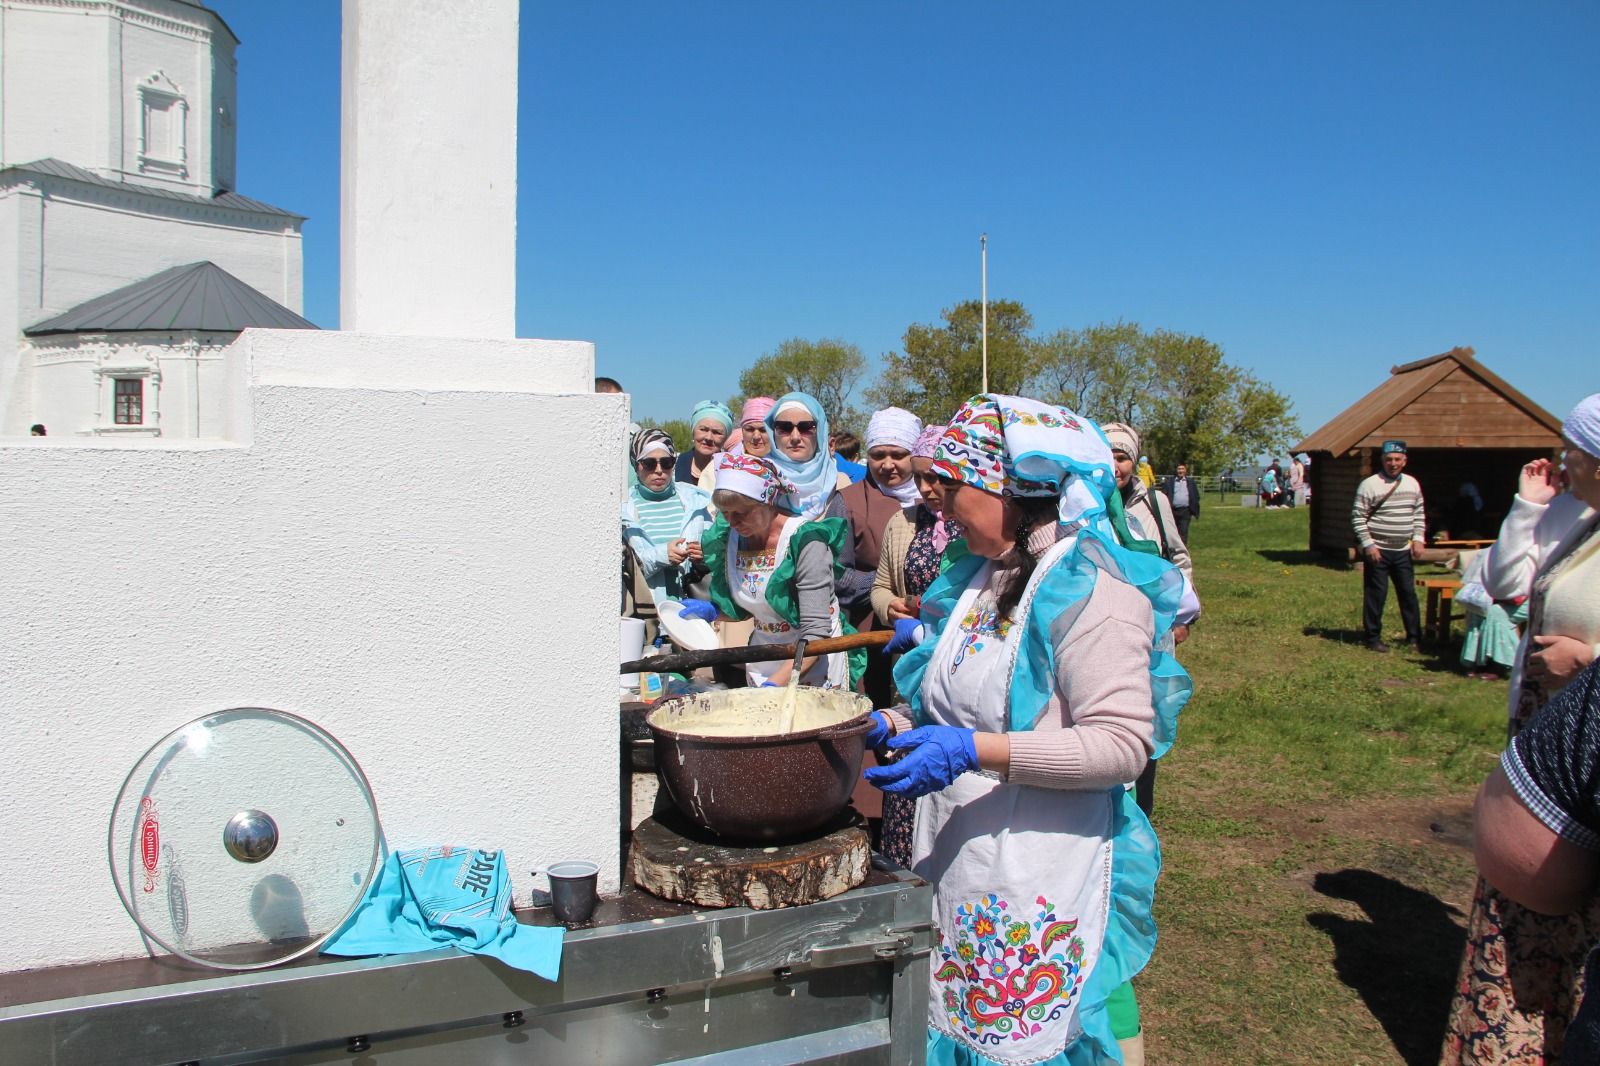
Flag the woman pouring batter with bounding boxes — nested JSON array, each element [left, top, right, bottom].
[[865, 395, 1190, 1066], [677, 453, 865, 689]]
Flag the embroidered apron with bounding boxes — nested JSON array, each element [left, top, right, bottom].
[[729, 520, 845, 688], [914, 537, 1113, 1063]]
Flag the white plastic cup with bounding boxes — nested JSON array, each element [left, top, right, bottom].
[[620, 617, 647, 690]]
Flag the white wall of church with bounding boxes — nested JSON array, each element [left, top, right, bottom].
[[25, 331, 235, 438], [0, 181, 302, 434], [18, 188, 301, 325], [0, 327, 622, 971], [0, 0, 238, 195]]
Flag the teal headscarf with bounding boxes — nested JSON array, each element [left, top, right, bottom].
[[689, 400, 734, 435]]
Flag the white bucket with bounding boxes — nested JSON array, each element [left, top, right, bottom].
[[620, 617, 647, 690]]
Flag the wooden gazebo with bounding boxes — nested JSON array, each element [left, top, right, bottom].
[[1294, 347, 1563, 556]]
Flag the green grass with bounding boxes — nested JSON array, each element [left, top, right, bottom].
[[1141, 506, 1505, 1066]]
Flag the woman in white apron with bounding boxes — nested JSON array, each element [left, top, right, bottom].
[[865, 396, 1190, 1066], [680, 453, 864, 689]]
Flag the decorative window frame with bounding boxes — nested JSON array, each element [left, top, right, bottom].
[[93, 356, 162, 437], [137, 71, 189, 179]]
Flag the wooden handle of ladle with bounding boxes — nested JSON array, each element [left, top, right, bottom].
[[620, 629, 893, 676]]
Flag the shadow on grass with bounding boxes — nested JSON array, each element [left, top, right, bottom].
[[1256, 549, 1353, 572], [1303, 625, 1369, 645], [1307, 869, 1466, 1066]]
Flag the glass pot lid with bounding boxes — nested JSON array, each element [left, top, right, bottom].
[[108, 707, 383, 970]]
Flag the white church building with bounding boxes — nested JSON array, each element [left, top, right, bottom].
[[0, 0, 310, 438]]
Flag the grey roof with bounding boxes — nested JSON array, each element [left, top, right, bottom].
[[1, 158, 304, 220], [25, 261, 318, 336]]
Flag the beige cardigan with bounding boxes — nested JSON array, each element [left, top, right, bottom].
[[881, 526, 1157, 790], [871, 507, 919, 625]]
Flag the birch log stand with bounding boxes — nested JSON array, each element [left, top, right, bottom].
[[630, 809, 870, 909]]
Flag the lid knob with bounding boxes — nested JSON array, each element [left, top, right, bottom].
[[223, 809, 279, 863]]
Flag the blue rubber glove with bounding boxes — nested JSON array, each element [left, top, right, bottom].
[[864, 711, 893, 749], [863, 726, 978, 798], [760, 682, 779, 688], [677, 598, 717, 622], [884, 618, 925, 655]]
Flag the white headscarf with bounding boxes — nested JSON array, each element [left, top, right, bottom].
[[1565, 393, 1600, 459], [865, 407, 923, 505]]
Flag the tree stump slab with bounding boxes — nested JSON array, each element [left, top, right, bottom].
[[630, 810, 869, 909]]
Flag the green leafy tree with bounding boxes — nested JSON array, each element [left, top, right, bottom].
[[1032, 322, 1298, 473], [1031, 320, 1143, 415], [737, 338, 868, 434], [635, 417, 694, 454], [868, 300, 1037, 424]]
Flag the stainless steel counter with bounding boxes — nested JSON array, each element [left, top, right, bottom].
[[0, 867, 932, 1065]]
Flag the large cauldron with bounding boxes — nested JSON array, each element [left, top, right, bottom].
[[647, 688, 872, 842]]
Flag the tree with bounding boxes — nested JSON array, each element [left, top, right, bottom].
[[1031, 321, 1299, 474], [868, 300, 1037, 424], [737, 338, 868, 434], [1030, 320, 1142, 416], [635, 417, 694, 454]]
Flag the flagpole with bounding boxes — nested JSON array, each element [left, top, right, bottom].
[[980, 234, 989, 393]]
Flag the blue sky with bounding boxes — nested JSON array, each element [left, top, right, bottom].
[[215, 2, 1598, 439]]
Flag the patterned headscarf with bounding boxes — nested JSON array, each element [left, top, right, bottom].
[[932, 394, 1117, 529], [713, 453, 793, 507], [630, 427, 675, 464], [764, 392, 839, 519], [690, 400, 735, 435]]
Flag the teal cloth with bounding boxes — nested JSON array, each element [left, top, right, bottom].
[[322, 846, 563, 981], [1460, 600, 1527, 670]]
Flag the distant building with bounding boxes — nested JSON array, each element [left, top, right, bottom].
[[0, 0, 311, 437], [1294, 347, 1563, 556]]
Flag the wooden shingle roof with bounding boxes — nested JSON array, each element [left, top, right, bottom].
[[1294, 347, 1562, 454]]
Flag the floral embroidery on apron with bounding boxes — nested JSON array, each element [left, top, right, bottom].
[[729, 521, 845, 688], [950, 602, 1013, 676], [933, 892, 1089, 1043]]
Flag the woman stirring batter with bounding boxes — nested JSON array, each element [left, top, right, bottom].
[[679, 453, 864, 689], [865, 395, 1190, 1065]]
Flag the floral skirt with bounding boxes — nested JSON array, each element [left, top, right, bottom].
[[1439, 877, 1600, 1064], [880, 792, 915, 870]]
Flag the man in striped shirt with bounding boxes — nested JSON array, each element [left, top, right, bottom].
[[1352, 439, 1427, 652]]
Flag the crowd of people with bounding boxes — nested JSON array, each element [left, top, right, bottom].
[[612, 378, 1600, 1065], [611, 381, 1202, 1065]]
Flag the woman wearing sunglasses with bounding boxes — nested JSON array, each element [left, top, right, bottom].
[[622, 429, 714, 611], [762, 392, 872, 613]]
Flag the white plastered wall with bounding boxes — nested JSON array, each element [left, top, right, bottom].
[[0, 327, 623, 970]]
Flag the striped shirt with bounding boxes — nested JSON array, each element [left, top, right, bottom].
[[1502, 660, 1600, 852], [633, 493, 688, 546], [1351, 473, 1425, 551]]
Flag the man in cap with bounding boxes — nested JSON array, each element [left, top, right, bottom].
[[1352, 440, 1426, 652]]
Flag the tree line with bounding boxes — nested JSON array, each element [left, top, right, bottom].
[[646, 299, 1301, 475]]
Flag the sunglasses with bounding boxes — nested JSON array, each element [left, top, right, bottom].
[[773, 420, 818, 435], [636, 457, 673, 472]]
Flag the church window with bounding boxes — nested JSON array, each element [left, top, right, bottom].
[[114, 379, 144, 425], [137, 72, 189, 179]]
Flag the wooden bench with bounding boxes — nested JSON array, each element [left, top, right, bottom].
[[1416, 577, 1462, 645]]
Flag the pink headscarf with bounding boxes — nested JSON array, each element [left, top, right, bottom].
[[739, 396, 776, 427], [913, 423, 955, 552]]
